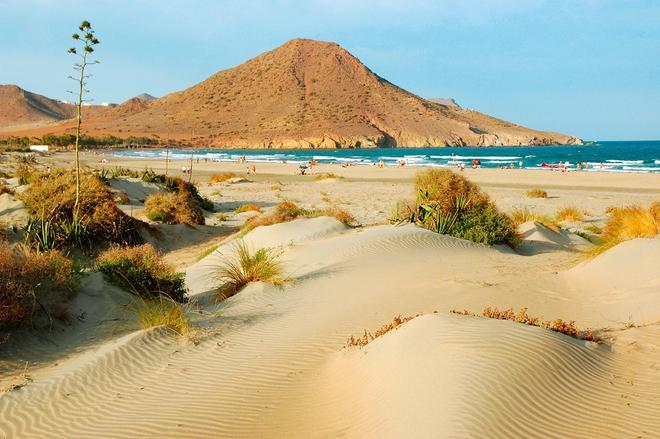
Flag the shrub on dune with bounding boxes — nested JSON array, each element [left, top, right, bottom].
[[395, 169, 518, 246], [209, 172, 236, 184], [96, 244, 187, 302], [215, 240, 286, 300], [587, 201, 659, 257], [20, 169, 142, 250], [525, 188, 548, 198], [243, 200, 357, 232], [0, 243, 77, 330], [234, 204, 262, 214], [555, 206, 584, 222], [144, 191, 205, 225]]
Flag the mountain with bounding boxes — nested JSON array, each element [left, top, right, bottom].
[[134, 93, 157, 101], [0, 85, 76, 128], [0, 40, 582, 147], [428, 97, 461, 108]]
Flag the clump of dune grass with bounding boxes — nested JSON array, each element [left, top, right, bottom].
[[451, 307, 602, 343], [584, 224, 603, 234], [97, 244, 187, 302], [209, 172, 236, 184], [197, 244, 219, 261], [586, 201, 659, 257], [234, 204, 262, 214], [556, 206, 584, 222], [0, 243, 78, 330], [314, 173, 342, 181], [509, 207, 560, 232], [525, 188, 548, 198], [345, 314, 418, 348], [393, 169, 518, 246], [127, 296, 193, 336], [215, 240, 286, 300], [20, 169, 142, 251], [243, 200, 356, 232]]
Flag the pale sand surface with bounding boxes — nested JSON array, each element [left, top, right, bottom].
[[0, 151, 659, 437]]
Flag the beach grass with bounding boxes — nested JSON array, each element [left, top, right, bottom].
[[215, 240, 286, 300], [209, 172, 236, 184], [234, 204, 262, 214], [556, 206, 584, 222], [127, 295, 194, 336], [525, 188, 548, 198], [345, 314, 417, 348], [510, 207, 560, 232]]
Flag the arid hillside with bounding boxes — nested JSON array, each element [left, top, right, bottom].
[[0, 85, 76, 128], [0, 39, 582, 147]]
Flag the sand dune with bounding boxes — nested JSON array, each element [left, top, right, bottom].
[[2, 218, 659, 437]]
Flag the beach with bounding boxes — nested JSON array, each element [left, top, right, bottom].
[[1, 150, 659, 437]]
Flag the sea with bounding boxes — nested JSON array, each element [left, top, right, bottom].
[[110, 140, 660, 173]]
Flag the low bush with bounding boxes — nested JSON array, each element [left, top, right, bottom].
[[395, 169, 518, 246], [587, 201, 659, 257], [215, 240, 286, 300], [525, 188, 548, 198], [345, 314, 417, 348], [235, 204, 262, 214], [110, 166, 140, 179], [144, 191, 205, 225], [556, 206, 584, 222], [243, 200, 356, 232], [96, 244, 187, 302], [451, 307, 602, 343], [209, 172, 236, 184], [20, 169, 142, 251], [0, 243, 78, 330]]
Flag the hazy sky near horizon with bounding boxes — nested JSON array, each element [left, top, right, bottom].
[[1, 0, 659, 140]]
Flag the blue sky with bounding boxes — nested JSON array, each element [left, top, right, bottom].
[[1, 0, 659, 140]]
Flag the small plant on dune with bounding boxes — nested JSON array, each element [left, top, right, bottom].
[[450, 307, 602, 343], [314, 206, 357, 227], [584, 224, 602, 234], [97, 244, 187, 302], [126, 296, 193, 336], [144, 191, 205, 225], [586, 201, 659, 257], [509, 207, 560, 232], [556, 206, 584, 222], [215, 240, 286, 300], [234, 204, 262, 214], [110, 166, 140, 179], [314, 173, 342, 181], [140, 168, 167, 184], [114, 192, 130, 204], [209, 172, 236, 184], [215, 213, 229, 222], [242, 200, 357, 232], [345, 314, 418, 348], [395, 169, 518, 246], [14, 164, 32, 185], [0, 243, 78, 330], [525, 188, 548, 198]]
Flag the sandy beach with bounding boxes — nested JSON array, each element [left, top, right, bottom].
[[1, 150, 659, 437]]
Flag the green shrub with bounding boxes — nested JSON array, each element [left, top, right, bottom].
[[144, 191, 205, 225], [97, 244, 187, 302], [451, 205, 520, 246]]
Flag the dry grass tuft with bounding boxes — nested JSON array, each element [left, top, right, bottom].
[[510, 207, 560, 232], [556, 206, 584, 222], [127, 296, 194, 336], [451, 307, 602, 343], [525, 188, 548, 198], [0, 243, 77, 330], [243, 200, 357, 232], [97, 244, 187, 302], [215, 240, 286, 300], [209, 172, 236, 184], [234, 204, 262, 214], [314, 173, 342, 181], [587, 201, 659, 257], [345, 314, 418, 348], [0, 181, 13, 195]]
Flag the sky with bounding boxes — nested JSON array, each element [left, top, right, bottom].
[[1, 0, 659, 140]]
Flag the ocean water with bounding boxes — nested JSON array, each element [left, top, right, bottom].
[[110, 140, 660, 173]]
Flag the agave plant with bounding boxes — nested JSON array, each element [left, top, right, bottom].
[[23, 216, 57, 253]]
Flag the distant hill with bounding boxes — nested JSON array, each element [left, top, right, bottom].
[[134, 93, 157, 101], [428, 97, 461, 109], [0, 85, 76, 128], [0, 40, 582, 147]]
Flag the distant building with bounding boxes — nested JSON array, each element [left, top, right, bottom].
[[29, 145, 49, 152]]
